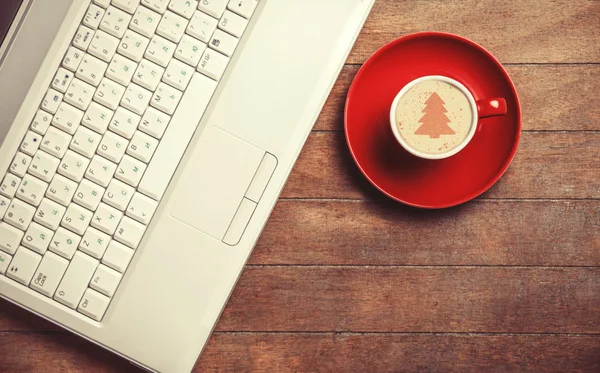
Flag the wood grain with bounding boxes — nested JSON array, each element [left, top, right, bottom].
[[315, 65, 600, 132], [348, 0, 600, 64], [199, 333, 600, 373], [251, 200, 600, 266], [282, 132, 600, 199], [211, 267, 600, 333], [2, 333, 600, 373]]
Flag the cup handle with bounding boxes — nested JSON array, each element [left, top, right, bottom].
[[477, 98, 507, 118]]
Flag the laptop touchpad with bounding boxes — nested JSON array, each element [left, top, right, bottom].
[[169, 126, 265, 240]]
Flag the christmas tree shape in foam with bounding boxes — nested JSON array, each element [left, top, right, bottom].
[[414, 92, 455, 138]]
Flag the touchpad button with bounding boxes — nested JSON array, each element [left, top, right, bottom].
[[169, 126, 265, 240]]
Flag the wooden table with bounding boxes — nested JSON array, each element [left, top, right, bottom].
[[2, 0, 600, 371]]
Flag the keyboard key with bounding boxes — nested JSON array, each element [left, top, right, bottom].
[[88, 30, 120, 62], [19, 131, 42, 157], [100, 6, 132, 38], [199, 0, 228, 18], [118, 30, 150, 62], [219, 10, 247, 38], [40, 127, 71, 158], [31, 110, 53, 135], [62, 47, 85, 72], [126, 131, 158, 163], [23, 222, 53, 255], [5, 199, 36, 231], [133, 59, 165, 91], [51, 68, 75, 93], [86, 155, 117, 187], [58, 150, 90, 182], [94, 78, 126, 110], [70, 126, 102, 158], [78, 288, 110, 321], [163, 58, 193, 90], [73, 179, 105, 211], [109, 107, 141, 139], [151, 82, 182, 115], [90, 264, 122, 297], [77, 54, 108, 86], [116, 155, 147, 187], [187, 10, 218, 43], [121, 83, 152, 115], [98, 131, 129, 163], [54, 251, 98, 309], [0, 251, 11, 274], [139, 73, 216, 199], [227, 0, 258, 19], [94, 0, 111, 8], [16, 174, 48, 207], [130, 6, 161, 37], [0, 222, 24, 255], [145, 35, 176, 67], [106, 54, 137, 85], [175, 34, 206, 67], [114, 216, 146, 248], [112, 0, 140, 14], [73, 25, 95, 50], [91, 203, 123, 235], [141, 0, 169, 14], [168, 0, 198, 19], [83, 4, 106, 29], [79, 227, 110, 259], [64, 78, 95, 111], [11, 153, 32, 178], [49, 227, 82, 260], [35, 198, 66, 230], [28, 151, 60, 182], [61, 203, 93, 235], [103, 179, 135, 211], [41, 89, 63, 114], [1, 173, 20, 198], [157, 11, 188, 43], [102, 240, 133, 272], [0, 196, 9, 220], [30, 251, 69, 297], [197, 48, 229, 80], [52, 102, 84, 135], [139, 107, 170, 139], [6, 246, 41, 285], [208, 28, 238, 57], [46, 174, 78, 206], [82, 102, 114, 133], [126, 192, 157, 224]]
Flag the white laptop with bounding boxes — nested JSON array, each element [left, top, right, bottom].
[[0, 0, 374, 371]]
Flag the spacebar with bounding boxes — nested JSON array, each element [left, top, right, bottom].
[[138, 73, 217, 200]]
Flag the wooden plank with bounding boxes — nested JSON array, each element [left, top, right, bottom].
[[315, 65, 600, 131], [1, 333, 599, 373], [199, 334, 600, 373], [3, 268, 598, 333], [282, 132, 600, 199], [217, 267, 600, 333], [348, 0, 600, 64], [251, 200, 600, 266]]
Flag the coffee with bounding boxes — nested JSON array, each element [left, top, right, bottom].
[[394, 79, 474, 155]]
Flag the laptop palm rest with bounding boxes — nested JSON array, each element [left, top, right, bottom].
[[169, 126, 265, 242]]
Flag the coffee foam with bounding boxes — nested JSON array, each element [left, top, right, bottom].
[[395, 79, 474, 155]]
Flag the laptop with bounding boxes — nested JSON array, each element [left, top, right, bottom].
[[0, 0, 374, 372]]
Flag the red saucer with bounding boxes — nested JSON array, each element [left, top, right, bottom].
[[345, 32, 521, 208]]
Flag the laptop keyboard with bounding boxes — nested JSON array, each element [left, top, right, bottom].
[[0, 0, 258, 321]]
